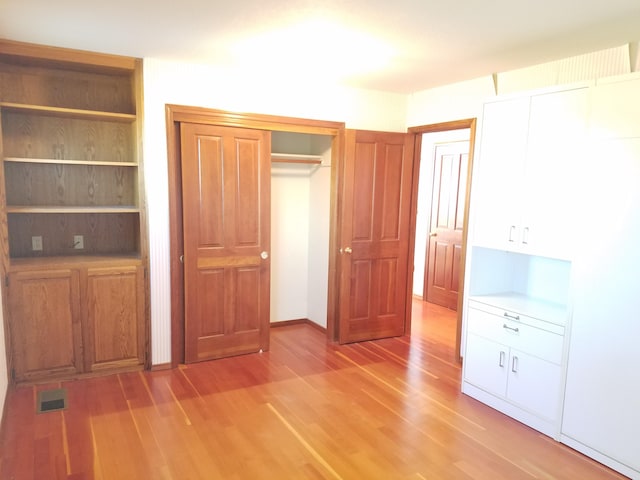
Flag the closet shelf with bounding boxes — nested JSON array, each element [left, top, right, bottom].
[[271, 153, 322, 165], [0, 101, 136, 123]]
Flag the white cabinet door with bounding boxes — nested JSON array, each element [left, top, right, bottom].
[[562, 138, 640, 475], [472, 97, 529, 251], [464, 333, 508, 397], [522, 87, 588, 260], [590, 75, 640, 139], [506, 349, 562, 421]]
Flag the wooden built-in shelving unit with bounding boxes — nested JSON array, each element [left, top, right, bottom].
[[0, 40, 148, 383]]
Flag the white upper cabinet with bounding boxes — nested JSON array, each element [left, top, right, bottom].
[[521, 87, 588, 260], [472, 97, 529, 251], [472, 87, 588, 260]]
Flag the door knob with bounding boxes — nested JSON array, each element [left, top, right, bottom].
[[260, 251, 269, 260], [344, 247, 353, 254], [429, 232, 437, 237]]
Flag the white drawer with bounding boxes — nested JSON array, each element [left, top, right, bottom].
[[467, 307, 564, 364], [468, 299, 565, 334]]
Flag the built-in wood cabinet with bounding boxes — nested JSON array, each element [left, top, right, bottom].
[[0, 40, 147, 383], [7, 268, 82, 382]]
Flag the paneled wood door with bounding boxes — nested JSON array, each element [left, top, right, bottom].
[[84, 265, 145, 372], [425, 141, 469, 310], [180, 123, 271, 363], [338, 130, 414, 343], [7, 269, 82, 382]]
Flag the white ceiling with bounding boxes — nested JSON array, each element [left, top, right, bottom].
[[1, 0, 640, 93]]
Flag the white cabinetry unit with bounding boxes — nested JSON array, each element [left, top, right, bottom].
[[471, 97, 528, 252], [472, 87, 588, 261], [466, 75, 640, 479], [560, 136, 640, 480], [463, 295, 566, 437]]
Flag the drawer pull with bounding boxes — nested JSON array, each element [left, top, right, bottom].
[[502, 323, 520, 333], [503, 312, 520, 321], [512, 355, 519, 373], [499, 351, 506, 367]]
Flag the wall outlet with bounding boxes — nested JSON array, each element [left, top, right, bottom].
[[32, 236, 43, 251], [73, 235, 84, 249]]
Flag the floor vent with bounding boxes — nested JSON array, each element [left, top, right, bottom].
[[36, 388, 67, 414]]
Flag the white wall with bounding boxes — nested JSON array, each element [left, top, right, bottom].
[[143, 58, 408, 364], [270, 167, 311, 322]]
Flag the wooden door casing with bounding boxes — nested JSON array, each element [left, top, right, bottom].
[[338, 130, 414, 343], [180, 123, 270, 363], [425, 141, 469, 310]]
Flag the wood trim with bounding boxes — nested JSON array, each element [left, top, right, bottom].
[[326, 131, 344, 342], [166, 104, 345, 367], [0, 39, 137, 72], [270, 319, 328, 334], [150, 362, 172, 372], [406, 118, 478, 362], [166, 105, 343, 135]]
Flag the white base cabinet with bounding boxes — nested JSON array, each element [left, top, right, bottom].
[[462, 296, 565, 438]]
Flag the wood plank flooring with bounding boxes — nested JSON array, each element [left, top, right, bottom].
[[0, 300, 628, 479]]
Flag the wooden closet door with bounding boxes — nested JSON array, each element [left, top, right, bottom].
[[338, 130, 414, 343], [180, 123, 271, 363]]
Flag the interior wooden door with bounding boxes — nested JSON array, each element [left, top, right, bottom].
[[338, 129, 414, 343], [180, 123, 271, 363], [425, 141, 469, 310]]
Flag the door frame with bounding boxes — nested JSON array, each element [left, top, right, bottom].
[[407, 119, 477, 361], [165, 105, 345, 366]]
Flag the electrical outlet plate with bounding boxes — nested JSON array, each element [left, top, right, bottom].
[[32, 236, 43, 251], [73, 235, 84, 249]]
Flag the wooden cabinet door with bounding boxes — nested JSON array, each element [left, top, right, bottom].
[[84, 265, 145, 372], [338, 130, 414, 343], [180, 123, 270, 362], [7, 269, 82, 382], [471, 97, 529, 251]]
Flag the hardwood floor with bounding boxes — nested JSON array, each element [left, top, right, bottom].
[[0, 300, 627, 479]]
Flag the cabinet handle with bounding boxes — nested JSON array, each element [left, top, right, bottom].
[[502, 323, 520, 333], [512, 355, 519, 373], [522, 226, 529, 245], [508, 225, 517, 242], [499, 351, 506, 367], [503, 312, 520, 321]]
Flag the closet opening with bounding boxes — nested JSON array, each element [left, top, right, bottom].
[[270, 131, 333, 331], [165, 105, 345, 367]]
